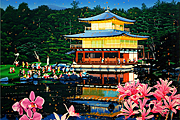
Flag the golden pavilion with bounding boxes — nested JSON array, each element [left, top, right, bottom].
[[64, 9, 148, 71]]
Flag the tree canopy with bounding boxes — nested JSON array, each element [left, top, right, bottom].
[[1, 1, 179, 65]]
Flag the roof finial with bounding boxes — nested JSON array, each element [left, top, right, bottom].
[[105, 6, 110, 12]]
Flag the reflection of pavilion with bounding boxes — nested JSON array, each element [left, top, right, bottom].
[[65, 9, 148, 67], [81, 72, 138, 85]]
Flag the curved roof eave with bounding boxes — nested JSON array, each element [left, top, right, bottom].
[[79, 11, 135, 23], [125, 33, 149, 38], [64, 31, 124, 38]]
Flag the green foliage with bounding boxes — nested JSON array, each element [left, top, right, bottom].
[[1, 1, 179, 65], [70, 1, 80, 9]]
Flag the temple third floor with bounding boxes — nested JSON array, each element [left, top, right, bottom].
[[84, 20, 130, 32]]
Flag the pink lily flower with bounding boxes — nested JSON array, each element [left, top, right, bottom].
[[130, 94, 140, 105], [117, 81, 139, 99], [138, 84, 153, 98], [153, 90, 164, 101], [149, 100, 167, 116], [53, 112, 68, 120], [154, 79, 172, 96], [139, 98, 149, 110], [176, 106, 180, 110], [164, 96, 179, 114], [63, 104, 80, 117], [169, 87, 180, 100], [20, 109, 42, 120], [21, 91, 45, 112], [12, 100, 25, 115], [117, 99, 139, 119], [136, 107, 154, 120]]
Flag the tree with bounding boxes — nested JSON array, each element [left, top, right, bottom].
[[70, 1, 80, 9], [93, 5, 103, 13]]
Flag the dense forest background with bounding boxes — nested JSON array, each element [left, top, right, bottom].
[[1, 0, 179, 66]]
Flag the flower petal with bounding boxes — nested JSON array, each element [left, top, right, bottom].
[[35, 96, 45, 109], [32, 107, 36, 113], [30, 91, 35, 101], [171, 108, 177, 114], [27, 109, 32, 118], [145, 115, 154, 119], [68, 105, 75, 113], [33, 112, 42, 120], [19, 114, 29, 120], [117, 113, 128, 116], [19, 107, 23, 115], [12, 102, 20, 111], [21, 98, 31, 109], [53, 112, 60, 120], [136, 117, 142, 120], [70, 113, 80, 117], [176, 106, 180, 110], [124, 101, 130, 111], [63, 104, 69, 112], [61, 113, 68, 120]]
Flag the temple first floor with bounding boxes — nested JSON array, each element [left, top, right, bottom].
[[74, 48, 140, 65]]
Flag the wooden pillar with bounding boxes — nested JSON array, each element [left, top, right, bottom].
[[102, 51, 104, 58], [143, 46, 145, 59], [118, 51, 120, 59], [123, 53, 129, 63], [123, 73, 129, 83], [83, 79, 85, 84], [148, 52, 149, 59], [76, 51, 78, 63], [118, 74, 120, 84], [89, 57, 90, 63], [83, 51, 85, 62], [102, 74, 104, 85]]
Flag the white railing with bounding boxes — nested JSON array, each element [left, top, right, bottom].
[[84, 26, 130, 31], [70, 44, 140, 49], [70, 44, 82, 48]]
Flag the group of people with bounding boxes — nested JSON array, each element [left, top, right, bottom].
[[9, 67, 15, 73], [100, 57, 137, 64], [11, 61, 88, 80], [118, 58, 137, 64], [18, 63, 72, 80]]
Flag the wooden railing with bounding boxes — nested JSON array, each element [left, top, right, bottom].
[[70, 44, 138, 49], [82, 58, 136, 64]]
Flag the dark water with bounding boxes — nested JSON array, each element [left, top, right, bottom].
[[1, 71, 179, 120]]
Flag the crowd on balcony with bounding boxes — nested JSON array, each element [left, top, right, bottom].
[[80, 57, 137, 64]]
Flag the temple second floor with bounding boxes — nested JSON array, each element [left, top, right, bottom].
[[65, 30, 148, 49], [70, 39, 138, 48]]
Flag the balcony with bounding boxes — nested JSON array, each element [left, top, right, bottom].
[[84, 26, 130, 32], [70, 44, 142, 49]]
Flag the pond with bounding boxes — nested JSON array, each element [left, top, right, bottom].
[[1, 70, 179, 120]]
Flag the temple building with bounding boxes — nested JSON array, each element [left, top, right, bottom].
[[64, 9, 149, 72]]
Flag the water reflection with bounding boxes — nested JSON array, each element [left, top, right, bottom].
[[1, 72, 139, 120], [83, 87, 119, 97]]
